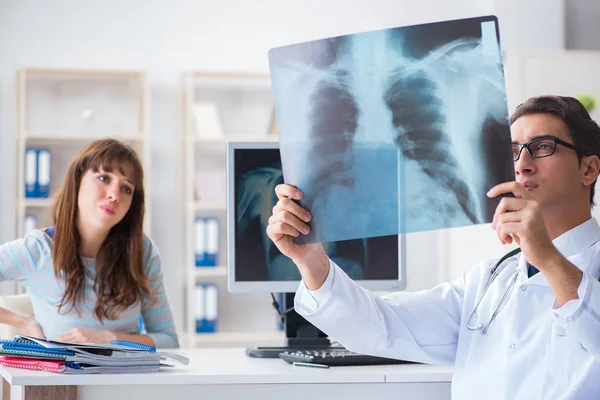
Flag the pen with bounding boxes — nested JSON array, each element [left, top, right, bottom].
[[292, 361, 330, 369]]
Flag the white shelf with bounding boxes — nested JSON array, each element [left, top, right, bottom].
[[192, 201, 226, 212], [24, 133, 145, 142], [192, 265, 227, 278], [188, 330, 285, 348], [21, 198, 53, 208], [193, 135, 277, 144], [15, 67, 151, 241], [182, 70, 279, 340]]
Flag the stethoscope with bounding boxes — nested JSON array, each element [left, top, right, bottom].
[[466, 247, 523, 334]]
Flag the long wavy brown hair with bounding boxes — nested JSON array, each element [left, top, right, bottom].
[[51, 139, 155, 321]]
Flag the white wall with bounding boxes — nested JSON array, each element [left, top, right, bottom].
[[566, 0, 600, 51], [0, 0, 502, 330], [494, 0, 565, 51], [2, 0, 584, 333]]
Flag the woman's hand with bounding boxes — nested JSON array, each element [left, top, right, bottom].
[[56, 328, 116, 344], [18, 316, 45, 339]]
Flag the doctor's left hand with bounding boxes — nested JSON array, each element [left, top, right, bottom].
[[56, 328, 116, 344], [487, 181, 561, 269]]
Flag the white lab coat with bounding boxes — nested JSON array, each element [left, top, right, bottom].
[[295, 218, 600, 400]]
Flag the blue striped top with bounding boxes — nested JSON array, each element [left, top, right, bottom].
[[0, 229, 179, 348]]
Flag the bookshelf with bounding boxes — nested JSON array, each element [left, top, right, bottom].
[[15, 67, 151, 243], [181, 71, 282, 347]]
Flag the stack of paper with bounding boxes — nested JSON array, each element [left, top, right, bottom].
[[0, 335, 189, 374]]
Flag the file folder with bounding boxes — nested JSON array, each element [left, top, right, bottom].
[[195, 217, 219, 267], [195, 217, 207, 267], [194, 283, 205, 333], [204, 283, 218, 333], [24, 148, 37, 198], [37, 149, 51, 198], [195, 283, 218, 333], [205, 218, 219, 266]]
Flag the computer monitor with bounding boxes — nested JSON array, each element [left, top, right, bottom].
[[226, 141, 406, 357]]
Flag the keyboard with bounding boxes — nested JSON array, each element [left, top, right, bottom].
[[279, 348, 416, 367]]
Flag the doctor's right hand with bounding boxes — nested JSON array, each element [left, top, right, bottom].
[[266, 184, 330, 290]]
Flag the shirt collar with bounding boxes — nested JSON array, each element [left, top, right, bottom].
[[551, 217, 600, 259], [522, 217, 600, 285]]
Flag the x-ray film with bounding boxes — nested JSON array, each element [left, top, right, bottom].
[[268, 15, 515, 244]]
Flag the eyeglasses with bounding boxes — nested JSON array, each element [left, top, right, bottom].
[[512, 137, 585, 162]]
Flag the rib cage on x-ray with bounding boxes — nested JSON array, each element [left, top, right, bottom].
[[270, 21, 514, 244], [384, 62, 480, 225]]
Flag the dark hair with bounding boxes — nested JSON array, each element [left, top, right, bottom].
[[51, 138, 155, 321], [510, 95, 600, 206]]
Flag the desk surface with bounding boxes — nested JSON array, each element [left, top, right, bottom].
[[0, 348, 453, 387]]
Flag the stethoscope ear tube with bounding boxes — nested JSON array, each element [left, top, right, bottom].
[[490, 247, 523, 275]]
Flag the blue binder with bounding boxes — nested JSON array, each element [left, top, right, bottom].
[[24, 148, 37, 198], [195, 217, 219, 267], [24, 148, 51, 198], [204, 217, 219, 266], [37, 148, 51, 198], [195, 283, 218, 333], [194, 217, 207, 267]]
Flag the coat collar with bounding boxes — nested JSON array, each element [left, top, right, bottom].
[[520, 217, 600, 286]]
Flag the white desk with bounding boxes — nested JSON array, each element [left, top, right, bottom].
[[0, 348, 453, 400]]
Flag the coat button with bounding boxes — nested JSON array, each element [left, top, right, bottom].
[[510, 344, 516, 349], [520, 285, 527, 291]]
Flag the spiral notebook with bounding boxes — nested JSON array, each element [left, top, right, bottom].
[[0, 357, 65, 373], [0, 336, 188, 374]]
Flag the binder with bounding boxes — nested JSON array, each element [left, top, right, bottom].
[[204, 284, 218, 333], [194, 283, 205, 333], [194, 217, 207, 267], [37, 149, 51, 198], [23, 215, 37, 235], [24, 148, 37, 198], [195, 283, 218, 333], [195, 217, 219, 267], [205, 218, 219, 266]]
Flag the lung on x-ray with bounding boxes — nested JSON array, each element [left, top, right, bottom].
[[268, 15, 515, 244]]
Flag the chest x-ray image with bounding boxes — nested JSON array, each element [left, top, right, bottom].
[[268, 15, 515, 244]]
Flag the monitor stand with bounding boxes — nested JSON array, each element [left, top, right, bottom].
[[246, 293, 342, 358]]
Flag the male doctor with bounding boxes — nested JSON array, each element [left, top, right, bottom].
[[267, 95, 600, 399]]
